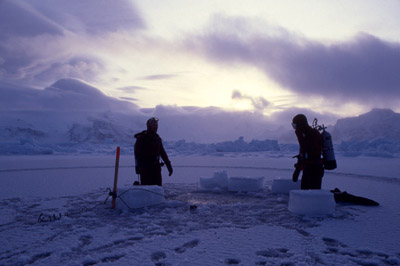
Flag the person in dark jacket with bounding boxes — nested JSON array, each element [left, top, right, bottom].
[[292, 114, 324, 190], [134, 117, 173, 186]]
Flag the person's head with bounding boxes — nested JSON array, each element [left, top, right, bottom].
[[146, 117, 159, 133], [292, 114, 308, 131]]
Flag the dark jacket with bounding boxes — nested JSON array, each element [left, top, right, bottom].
[[295, 126, 323, 162], [134, 130, 171, 172]]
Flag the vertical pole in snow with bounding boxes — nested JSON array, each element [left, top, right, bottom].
[[112, 146, 120, 209]]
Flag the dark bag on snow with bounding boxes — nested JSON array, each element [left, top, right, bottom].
[[331, 188, 379, 206]]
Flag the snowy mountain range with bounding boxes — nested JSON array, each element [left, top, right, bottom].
[[1, 78, 399, 156], [332, 108, 400, 141]]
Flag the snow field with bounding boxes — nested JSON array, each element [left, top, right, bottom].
[[0, 154, 400, 265]]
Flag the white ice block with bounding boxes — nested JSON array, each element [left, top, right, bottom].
[[199, 170, 229, 190], [288, 189, 335, 216], [116, 185, 165, 210], [271, 178, 301, 194], [228, 176, 264, 192]]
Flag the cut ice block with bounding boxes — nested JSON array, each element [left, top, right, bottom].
[[288, 189, 335, 216], [199, 170, 229, 190], [116, 185, 165, 210], [271, 178, 300, 194], [228, 176, 264, 192]]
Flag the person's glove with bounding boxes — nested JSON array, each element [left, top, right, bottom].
[[135, 166, 140, 175], [166, 163, 173, 176], [292, 154, 303, 182], [292, 165, 301, 182]]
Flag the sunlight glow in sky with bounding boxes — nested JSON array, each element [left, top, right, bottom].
[[1, 0, 400, 118]]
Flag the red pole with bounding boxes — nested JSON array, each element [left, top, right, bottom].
[[112, 146, 120, 209]]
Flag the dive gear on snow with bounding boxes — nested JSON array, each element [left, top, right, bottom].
[[112, 146, 120, 209], [331, 188, 379, 206]]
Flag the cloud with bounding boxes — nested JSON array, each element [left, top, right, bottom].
[[32, 57, 105, 85], [116, 86, 148, 93], [186, 15, 400, 105], [0, 36, 105, 86], [19, 0, 145, 35], [0, 0, 145, 87], [139, 74, 179, 80], [0, 77, 340, 143], [0, 0, 64, 39], [120, 96, 138, 102], [0, 78, 138, 112], [267, 107, 339, 128], [135, 104, 340, 143], [232, 90, 270, 113]]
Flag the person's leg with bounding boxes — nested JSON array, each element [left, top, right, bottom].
[[140, 170, 151, 185], [311, 164, 324, 189], [156, 171, 162, 186], [301, 167, 312, 190], [301, 164, 324, 189], [141, 167, 162, 186]]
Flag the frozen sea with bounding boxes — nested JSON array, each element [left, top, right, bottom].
[[0, 153, 400, 265]]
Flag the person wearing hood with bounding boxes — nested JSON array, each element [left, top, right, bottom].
[[291, 114, 324, 190], [134, 117, 173, 186]]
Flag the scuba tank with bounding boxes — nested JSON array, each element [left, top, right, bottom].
[[313, 119, 337, 170], [321, 129, 337, 170]]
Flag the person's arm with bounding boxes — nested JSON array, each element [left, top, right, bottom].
[[295, 129, 306, 158], [134, 136, 143, 174], [160, 141, 173, 176]]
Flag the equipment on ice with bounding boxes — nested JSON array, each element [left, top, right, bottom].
[[112, 146, 120, 209], [312, 119, 337, 170], [331, 188, 379, 206]]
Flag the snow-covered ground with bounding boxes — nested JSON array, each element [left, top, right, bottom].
[[1, 153, 400, 265]]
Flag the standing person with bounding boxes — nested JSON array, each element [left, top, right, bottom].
[[134, 117, 173, 186], [291, 114, 324, 190]]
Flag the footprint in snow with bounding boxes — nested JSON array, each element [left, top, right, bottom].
[[100, 254, 125, 263], [174, 239, 200, 254], [224, 258, 241, 264], [151, 251, 167, 262], [79, 234, 93, 248], [322, 237, 348, 254], [256, 248, 293, 258]]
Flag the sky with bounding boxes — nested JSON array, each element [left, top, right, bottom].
[[1, 0, 400, 119]]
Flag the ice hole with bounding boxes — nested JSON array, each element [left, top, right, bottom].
[[271, 178, 301, 194], [199, 170, 229, 190], [228, 176, 265, 192]]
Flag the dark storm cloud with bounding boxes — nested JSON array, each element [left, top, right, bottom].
[[187, 16, 400, 104]]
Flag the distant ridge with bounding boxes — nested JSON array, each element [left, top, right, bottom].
[[333, 108, 400, 141]]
